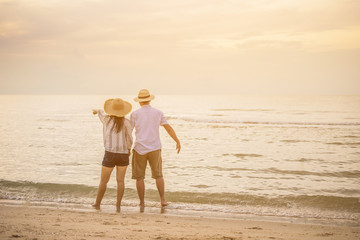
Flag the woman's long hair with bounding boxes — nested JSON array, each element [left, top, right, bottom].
[[110, 116, 124, 133]]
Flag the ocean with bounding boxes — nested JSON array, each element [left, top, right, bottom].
[[0, 95, 359, 224]]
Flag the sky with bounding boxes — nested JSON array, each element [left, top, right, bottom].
[[0, 0, 359, 95]]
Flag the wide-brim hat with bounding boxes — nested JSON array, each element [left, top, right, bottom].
[[104, 98, 132, 117], [134, 89, 155, 102]]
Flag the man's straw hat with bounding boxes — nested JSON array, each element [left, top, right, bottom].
[[134, 89, 155, 102], [104, 98, 132, 117]]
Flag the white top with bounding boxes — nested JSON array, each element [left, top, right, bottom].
[[130, 105, 168, 155], [98, 109, 133, 154]]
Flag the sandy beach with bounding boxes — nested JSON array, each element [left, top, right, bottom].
[[0, 204, 359, 240]]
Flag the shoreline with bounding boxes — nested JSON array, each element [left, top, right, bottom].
[[1, 201, 359, 240], [1, 199, 359, 227]]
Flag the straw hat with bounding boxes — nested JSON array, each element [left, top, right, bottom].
[[134, 89, 155, 102], [104, 98, 132, 117]]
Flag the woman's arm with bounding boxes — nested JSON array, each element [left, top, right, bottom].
[[93, 109, 108, 123], [125, 119, 133, 153]]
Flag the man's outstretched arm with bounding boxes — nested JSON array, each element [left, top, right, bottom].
[[163, 124, 181, 154]]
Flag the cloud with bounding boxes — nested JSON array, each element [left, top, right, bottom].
[[1, 0, 359, 52], [0, 0, 359, 94], [0, 20, 29, 38]]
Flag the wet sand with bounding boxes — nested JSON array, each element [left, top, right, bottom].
[[0, 204, 359, 240]]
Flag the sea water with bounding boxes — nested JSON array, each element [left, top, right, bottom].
[[0, 95, 359, 223]]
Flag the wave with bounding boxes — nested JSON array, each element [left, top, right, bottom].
[[265, 168, 360, 179], [326, 142, 360, 146], [212, 108, 275, 112], [223, 153, 263, 158], [212, 109, 354, 114], [280, 139, 310, 143], [287, 158, 323, 162], [203, 166, 360, 179], [38, 118, 70, 122], [342, 135, 360, 138], [1, 180, 359, 217], [168, 116, 360, 126]]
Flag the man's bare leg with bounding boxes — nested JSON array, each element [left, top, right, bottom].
[[136, 179, 145, 212], [156, 177, 168, 207]]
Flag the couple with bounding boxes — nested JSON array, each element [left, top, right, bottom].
[[92, 89, 181, 213]]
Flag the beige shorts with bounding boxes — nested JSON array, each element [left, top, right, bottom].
[[132, 149, 163, 180]]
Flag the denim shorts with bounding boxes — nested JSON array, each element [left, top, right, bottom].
[[102, 151, 129, 168]]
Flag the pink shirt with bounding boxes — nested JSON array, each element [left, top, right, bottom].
[[130, 105, 168, 155]]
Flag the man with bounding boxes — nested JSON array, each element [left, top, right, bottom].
[[130, 89, 181, 211]]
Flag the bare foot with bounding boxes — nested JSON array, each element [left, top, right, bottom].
[[92, 204, 100, 210], [139, 203, 145, 213], [161, 201, 169, 207], [116, 203, 121, 213]]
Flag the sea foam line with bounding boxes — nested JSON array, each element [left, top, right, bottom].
[[168, 116, 360, 126]]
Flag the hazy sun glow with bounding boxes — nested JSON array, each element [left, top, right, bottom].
[[0, 0, 359, 94]]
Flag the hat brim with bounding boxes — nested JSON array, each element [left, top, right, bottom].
[[134, 94, 155, 102], [104, 99, 132, 117]]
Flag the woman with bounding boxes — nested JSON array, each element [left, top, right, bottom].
[[92, 98, 133, 213]]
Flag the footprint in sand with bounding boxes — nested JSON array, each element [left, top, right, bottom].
[[10, 235, 22, 238], [316, 232, 334, 237], [247, 227, 263, 230], [103, 221, 118, 225]]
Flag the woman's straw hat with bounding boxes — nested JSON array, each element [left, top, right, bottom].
[[104, 98, 132, 117], [134, 89, 155, 102]]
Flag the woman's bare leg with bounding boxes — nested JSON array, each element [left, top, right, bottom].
[[115, 166, 127, 212], [92, 166, 113, 209]]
